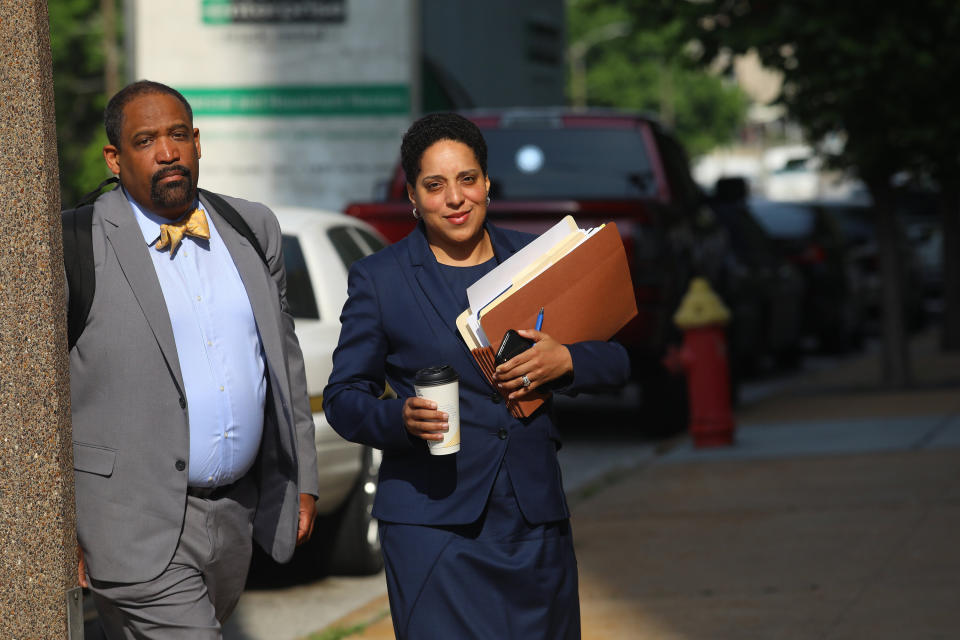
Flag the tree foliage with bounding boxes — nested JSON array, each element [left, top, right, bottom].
[[621, 0, 960, 377], [598, 1, 960, 201], [48, 0, 118, 207], [567, 0, 748, 158], [670, 2, 960, 186]]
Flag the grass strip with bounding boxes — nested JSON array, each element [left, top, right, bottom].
[[301, 608, 390, 640]]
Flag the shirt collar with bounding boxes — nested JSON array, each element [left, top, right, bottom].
[[124, 187, 204, 246]]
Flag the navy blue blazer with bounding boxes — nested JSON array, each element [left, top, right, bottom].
[[323, 221, 630, 526]]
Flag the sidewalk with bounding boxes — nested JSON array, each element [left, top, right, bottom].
[[312, 331, 960, 639]]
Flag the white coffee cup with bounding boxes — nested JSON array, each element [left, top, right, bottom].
[[414, 365, 460, 455]]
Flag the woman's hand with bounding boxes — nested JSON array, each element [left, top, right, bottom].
[[403, 396, 448, 441], [493, 329, 573, 400]]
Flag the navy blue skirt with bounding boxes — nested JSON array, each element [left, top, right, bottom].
[[379, 463, 580, 639]]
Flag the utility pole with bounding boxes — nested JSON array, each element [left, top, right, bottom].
[[659, 58, 674, 128], [102, 0, 119, 97], [568, 22, 630, 109]]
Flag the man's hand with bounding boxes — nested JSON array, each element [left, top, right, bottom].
[[493, 329, 573, 400], [77, 545, 89, 588], [296, 493, 317, 546]]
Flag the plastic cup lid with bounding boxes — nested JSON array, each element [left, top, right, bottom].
[[414, 365, 459, 386]]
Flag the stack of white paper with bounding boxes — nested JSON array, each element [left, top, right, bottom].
[[456, 215, 604, 350]]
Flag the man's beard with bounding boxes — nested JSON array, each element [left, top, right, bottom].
[[150, 165, 194, 210]]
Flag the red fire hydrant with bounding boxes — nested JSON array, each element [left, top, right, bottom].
[[663, 278, 735, 447]]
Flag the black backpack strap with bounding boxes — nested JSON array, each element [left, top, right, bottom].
[[62, 177, 119, 350], [76, 177, 119, 207], [62, 205, 96, 350], [199, 189, 268, 267], [63, 186, 268, 351]]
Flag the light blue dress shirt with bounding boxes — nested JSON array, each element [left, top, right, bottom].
[[126, 190, 266, 487]]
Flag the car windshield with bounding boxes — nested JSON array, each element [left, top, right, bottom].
[[327, 226, 368, 269], [821, 205, 874, 244], [750, 201, 816, 238], [282, 234, 320, 320], [480, 127, 657, 200], [713, 205, 778, 267]]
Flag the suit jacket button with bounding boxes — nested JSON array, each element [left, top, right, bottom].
[[179, 396, 186, 409], [490, 393, 501, 404], [175, 459, 186, 471], [497, 428, 508, 440]]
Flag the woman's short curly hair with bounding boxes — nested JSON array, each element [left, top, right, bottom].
[[400, 113, 488, 186]]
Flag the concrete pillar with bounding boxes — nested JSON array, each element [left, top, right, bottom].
[[0, 2, 80, 638]]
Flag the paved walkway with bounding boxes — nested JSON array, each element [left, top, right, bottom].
[[313, 331, 960, 639]]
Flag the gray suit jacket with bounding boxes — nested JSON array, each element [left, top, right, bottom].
[[69, 188, 319, 583]]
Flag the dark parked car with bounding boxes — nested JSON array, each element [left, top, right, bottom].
[[823, 201, 926, 331], [709, 179, 806, 372], [911, 224, 943, 302], [889, 187, 942, 304], [749, 199, 867, 352]]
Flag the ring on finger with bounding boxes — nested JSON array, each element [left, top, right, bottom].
[[521, 374, 531, 389]]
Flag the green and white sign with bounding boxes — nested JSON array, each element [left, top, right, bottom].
[[180, 85, 409, 117], [201, 0, 346, 25], [130, 0, 416, 210]]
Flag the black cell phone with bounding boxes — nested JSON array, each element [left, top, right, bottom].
[[495, 329, 535, 366]]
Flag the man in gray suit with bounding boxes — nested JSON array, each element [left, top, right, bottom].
[[71, 80, 319, 638]]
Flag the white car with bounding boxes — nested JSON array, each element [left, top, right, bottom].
[[274, 206, 388, 575]]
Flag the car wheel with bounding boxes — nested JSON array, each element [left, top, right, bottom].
[[774, 345, 803, 370], [326, 446, 383, 575], [820, 297, 859, 354], [640, 365, 689, 438], [246, 446, 383, 583]]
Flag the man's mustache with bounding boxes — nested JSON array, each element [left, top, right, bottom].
[[151, 165, 192, 189]]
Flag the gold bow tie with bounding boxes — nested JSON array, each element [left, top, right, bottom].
[[155, 208, 210, 254]]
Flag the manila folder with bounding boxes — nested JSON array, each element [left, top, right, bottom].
[[479, 223, 638, 352]]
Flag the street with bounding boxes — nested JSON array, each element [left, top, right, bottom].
[[221, 350, 852, 640], [223, 383, 659, 640], [80, 331, 960, 640], [77, 344, 873, 640]]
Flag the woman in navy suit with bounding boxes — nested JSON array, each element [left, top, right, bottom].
[[323, 113, 630, 639]]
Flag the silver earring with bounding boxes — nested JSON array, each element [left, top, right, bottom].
[[486, 195, 491, 206], [412, 207, 420, 219]]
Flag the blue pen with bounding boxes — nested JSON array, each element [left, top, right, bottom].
[[535, 307, 544, 331]]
